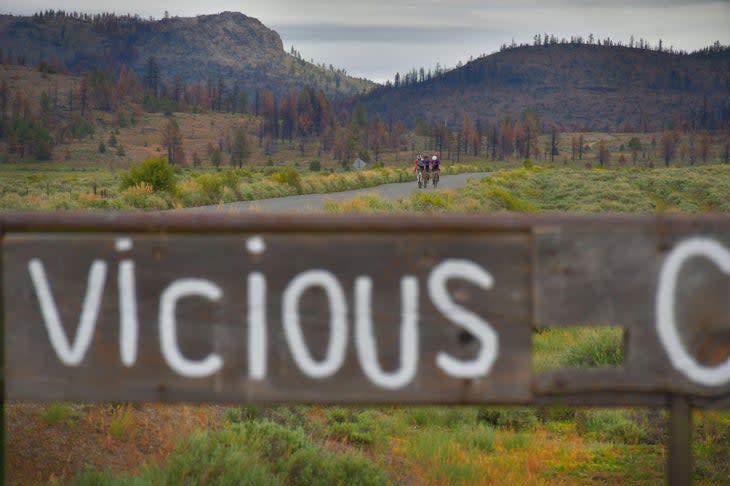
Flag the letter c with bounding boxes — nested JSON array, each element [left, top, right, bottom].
[[656, 237, 730, 387], [160, 279, 223, 378]]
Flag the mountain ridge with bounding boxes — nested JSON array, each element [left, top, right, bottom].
[[357, 43, 730, 132], [0, 11, 374, 99]]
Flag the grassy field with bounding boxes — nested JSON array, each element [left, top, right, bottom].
[[5, 163, 730, 485], [324, 164, 730, 214]]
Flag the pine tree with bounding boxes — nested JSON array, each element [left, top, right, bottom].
[[230, 125, 250, 168], [161, 118, 184, 165]]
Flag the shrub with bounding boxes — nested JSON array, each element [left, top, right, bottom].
[[176, 180, 212, 207], [477, 407, 538, 430], [323, 194, 396, 213], [403, 406, 477, 428], [261, 406, 320, 436], [40, 402, 78, 426], [483, 187, 538, 212], [308, 159, 321, 171], [286, 447, 386, 486], [563, 328, 623, 368], [225, 405, 261, 423], [120, 158, 176, 193], [409, 191, 450, 212], [326, 408, 379, 446], [76, 192, 121, 210], [448, 422, 497, 453], [109, 405, 134, 440], [270, 167, 303, 194], [120, 182, 170, 210], [195, 173, 225, 201], [146, 429, 282, 486], [575, 409, 644, 445]]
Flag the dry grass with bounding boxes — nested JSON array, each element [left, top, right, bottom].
[[5, 402, 227, 485]]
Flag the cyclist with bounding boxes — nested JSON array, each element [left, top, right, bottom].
[[431, 155, 440, 173], [414, 154, 423, 172], [430, 155, 441, 187], [414, 154, 428, 187]]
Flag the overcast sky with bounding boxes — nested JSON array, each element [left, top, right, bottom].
[[3, 0, 729, 82]]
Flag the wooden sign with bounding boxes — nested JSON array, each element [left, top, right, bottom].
[[3, 225, 531, 404], [1, 212, 730, 409]]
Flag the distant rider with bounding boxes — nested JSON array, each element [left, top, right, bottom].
[[414, 154, 422, 173], [431, 155, 440, 174], [415, 154, 428, 176]]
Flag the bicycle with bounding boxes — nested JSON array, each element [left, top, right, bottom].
[[416, 168, 424, 188], [432, 169, 440, 188]]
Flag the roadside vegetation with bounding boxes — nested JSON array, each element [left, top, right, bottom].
[[0, 160, 489, 210], [324, 164, 730, 214]]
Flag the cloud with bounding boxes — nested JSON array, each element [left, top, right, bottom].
[[274, 24, 508, 45]]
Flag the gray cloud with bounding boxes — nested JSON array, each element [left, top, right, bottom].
[[273, 24, 508, 45]]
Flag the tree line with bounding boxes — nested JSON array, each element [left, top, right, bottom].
[[0, 53, 408, 165], [2, 52, 728, 167], [379, 37, 729, 91], [418, 111, 730, 167]]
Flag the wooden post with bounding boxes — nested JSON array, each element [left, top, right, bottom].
[[668, 395, 692, 486], [0, 222, 4, 485]]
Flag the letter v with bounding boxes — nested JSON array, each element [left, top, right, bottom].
[[28, 259, 107, 366]]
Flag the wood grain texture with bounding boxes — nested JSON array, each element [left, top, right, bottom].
[[533, 223, 730, 401], [4, 232, 531, 404]]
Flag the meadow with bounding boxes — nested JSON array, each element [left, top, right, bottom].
[[323, 163, 730, 214], [5, 162, 730, 485]]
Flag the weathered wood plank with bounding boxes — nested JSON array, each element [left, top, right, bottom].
[[4, 232, 532, 404], [533, 223, 730, 400], [1, 211, 727, 234], [1, 212, 730, 407]]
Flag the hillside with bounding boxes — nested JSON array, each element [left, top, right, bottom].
[[0, 11, 374, 99], [358, 43, 730, 132]]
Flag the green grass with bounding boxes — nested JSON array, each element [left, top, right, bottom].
[[40, 402, 79, 426], [109, 405, 136, 441], [533, 327, 624, 373]]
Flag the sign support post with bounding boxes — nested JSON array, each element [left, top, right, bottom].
[[1, 221, 5, 484], [669, 395, 692, 486]]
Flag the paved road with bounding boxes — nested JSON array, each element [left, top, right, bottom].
[[184, 172, 492, 213]]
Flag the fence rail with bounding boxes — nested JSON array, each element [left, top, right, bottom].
[[2, 211, 730, 485]]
